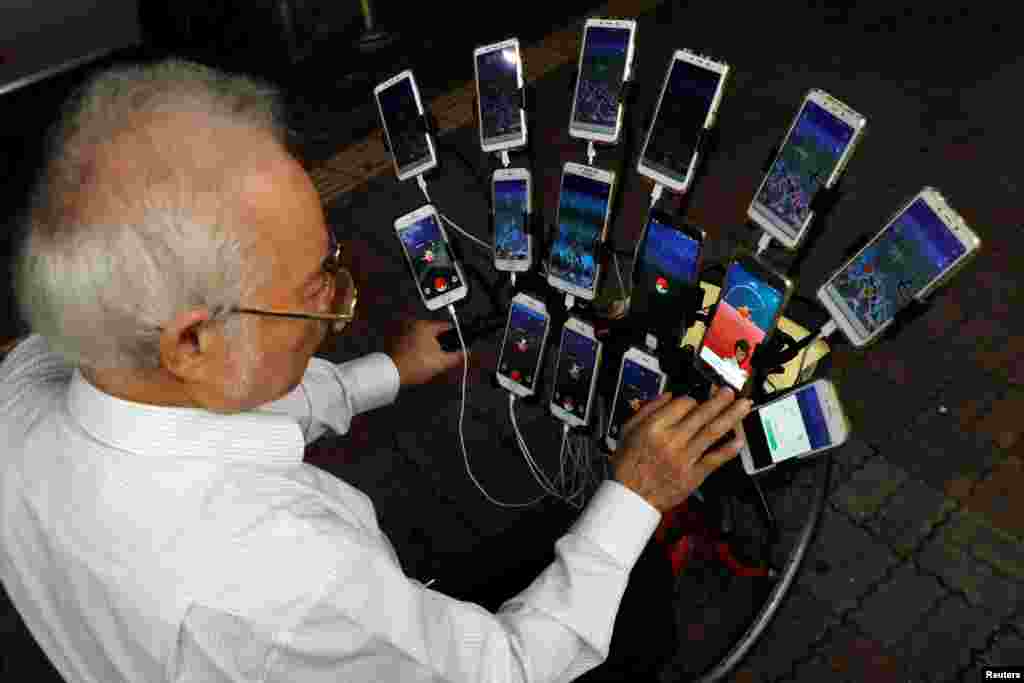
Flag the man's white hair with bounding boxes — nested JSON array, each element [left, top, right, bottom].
[[12, 58, 293, 382]]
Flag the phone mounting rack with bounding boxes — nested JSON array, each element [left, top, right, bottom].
[[750, 139, 844, 279]]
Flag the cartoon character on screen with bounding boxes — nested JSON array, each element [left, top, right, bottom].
[[722, 338, 751, 376]]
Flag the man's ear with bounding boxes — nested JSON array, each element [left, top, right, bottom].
[[158, 308, 215, 381]]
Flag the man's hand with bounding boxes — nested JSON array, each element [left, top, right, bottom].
[[387, 319, 467, 388], [612, 385, 753, 514]]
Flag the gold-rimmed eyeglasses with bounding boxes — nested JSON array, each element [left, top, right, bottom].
[[157, 226, 358, 336]]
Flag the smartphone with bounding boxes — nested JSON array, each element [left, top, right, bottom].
[[817, 187, 981, 348], [496, 292, 551, 398], [636, 49, 731, 194], [374, 70, 438, 182], [568, 18, 638, 144], [393, 205, 468, 311], [492, 168, 533, 272], [748, 89, 868, 249], [738, 378, 850, 475], [550, 317, 603, 428], [695, 249, 794, 395], [547, 162, 616, 301], [628, 209, 705, 325], [606, 346, 667, 452], [474, 38, 527, 153]]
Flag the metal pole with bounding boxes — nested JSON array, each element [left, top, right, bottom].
[[356, 0, 396, 51]]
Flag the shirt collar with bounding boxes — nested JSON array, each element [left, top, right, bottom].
[[66, 368, 306, 465]]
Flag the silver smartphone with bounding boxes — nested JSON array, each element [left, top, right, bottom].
[[748, 89, 868, 249], [605, 346, 667, 452], [550, 316, 603, 428], [546, 162, 616, 301], [636, 49, 731, 194], [492, 167, 533, 272], [568, 18, 637, 144], [374, 70, 438, 181], [738, 378, 851, 475], [393, 204, 468, 311], [817, 187, 981, 348], [496, 292, 551, 398], [474, 38, 527, 153]]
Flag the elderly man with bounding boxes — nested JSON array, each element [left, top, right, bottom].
[[0, 60, 751, 682]]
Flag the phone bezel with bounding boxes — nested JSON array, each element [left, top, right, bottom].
[[738, 377, 851, 475], [636, 49, 731, 193], [546, 162, 617, 301], [747, 88, 868, 249], [549, 316, 603, 428], [393, 204, 469, 311], [628, 208, 706, 316], [605, 346, 666, 451], [694, 248, 795, 395], [496, 292, 551, 397], [474, 38, 528, 153], [374, 70, 439, 182], [816, 187, 982, 348], [492, 168, 533, 273], [568, 18, 638, 144]]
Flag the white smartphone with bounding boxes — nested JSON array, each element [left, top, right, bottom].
[[748, 89, 868, 249], [492, 167, 533, 272], [605, 346, 667, 452], [568, 18, 638, 144], [547, 162, 616, 301], [393, 204, 469, 311], [695, 249, 794, 396], [474, 38, 528, 153], [636, 49, 731, 194], [374, 70, 439, 182], [817, 187, 981, 348], [550, 317, 603, 428], [496, 292, 551, 398], [738, 378, 851, 475]]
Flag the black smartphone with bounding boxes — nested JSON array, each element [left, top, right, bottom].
[[628, 209, 706, 328]]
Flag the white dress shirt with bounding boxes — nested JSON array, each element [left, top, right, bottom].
[[0, 334, 662, 683]]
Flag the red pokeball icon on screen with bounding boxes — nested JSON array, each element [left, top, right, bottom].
[[510, 370, 521, 381], [655, 276, 669, 294], [434, 276, 448, 292]]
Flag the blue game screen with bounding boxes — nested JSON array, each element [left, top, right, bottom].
[[828, 197, 966, 335], [573, 26, 630, 131], [755, 100, 855, 234], [548, 171, 612, 293], [608, 357, 663, 441], [494, 179, 530, 262], [630, 215, 701, 321]]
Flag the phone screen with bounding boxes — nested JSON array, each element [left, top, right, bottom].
[[494, 178, 530, 263], [378, 77, 431, 175], [699, 261, 785, 391], [642, 58, 724, 184], [573, 25, 631, 133], [630, 214, 701, 321], [552, 326, 600, 422], [608, 357, 663, 441], [397, 213, 462, 306], [743, 383, 833, 470], [477, 47, 523, 144], [754, 100, 856, 236], [549, 172, 612, 293], [497, 301, 549, 391], [824, 197, 967, 338]]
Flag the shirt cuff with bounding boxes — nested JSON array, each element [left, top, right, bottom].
[[569, 480, 662, 571], [332, 352, 401, 416]]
